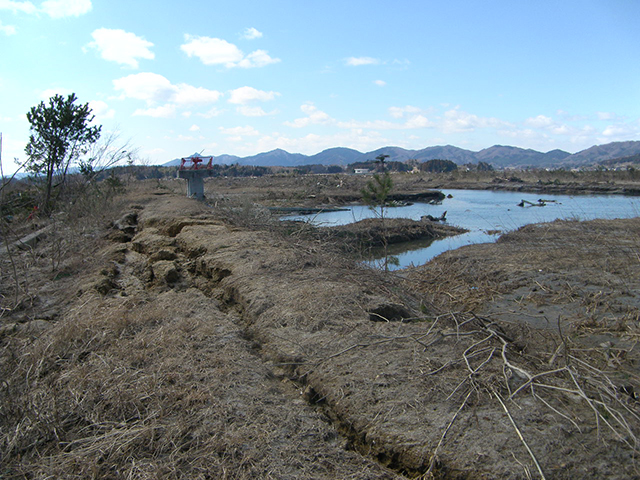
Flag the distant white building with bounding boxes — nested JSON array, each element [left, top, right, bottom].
[[354, 168, 371, 174]]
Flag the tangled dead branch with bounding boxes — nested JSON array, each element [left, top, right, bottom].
[[415, 308, 640, 478]]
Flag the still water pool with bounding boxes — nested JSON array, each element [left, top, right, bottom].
[[284, 189, 640, 269]]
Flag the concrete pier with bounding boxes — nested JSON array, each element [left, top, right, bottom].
[[177, 169, 216, 199], [177, 155, 216, 199]]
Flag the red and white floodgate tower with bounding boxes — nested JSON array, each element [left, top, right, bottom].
[[177, 154, 216, 199]]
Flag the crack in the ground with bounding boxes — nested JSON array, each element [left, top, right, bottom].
[[106, 217, 429, 478], [171, 235, 426, 478]]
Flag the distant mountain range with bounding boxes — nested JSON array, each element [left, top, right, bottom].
[[165, 141, 640, 169]]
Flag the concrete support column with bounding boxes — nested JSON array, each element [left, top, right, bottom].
[[177, 169, 215, 200], [186, 175, 204, 199]]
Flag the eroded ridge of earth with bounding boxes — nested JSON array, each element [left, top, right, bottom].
[[2, 187, 639, 479]]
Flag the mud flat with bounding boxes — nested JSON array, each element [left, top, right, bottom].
[[323, 217, 466, 248], [2, 187, 639, 479]]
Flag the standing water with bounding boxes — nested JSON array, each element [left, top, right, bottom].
[[284, 189, 640, 269]]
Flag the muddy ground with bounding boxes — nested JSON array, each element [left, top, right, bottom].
[[1, 175, 640, 479], [197, 170, 640, 207]]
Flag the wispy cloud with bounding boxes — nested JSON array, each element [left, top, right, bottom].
[[0, 19, 16, 35], [0, 0, 91, 19], [228, 86, 279, 105], [86, 28, 154, 68], [601, 121, 640, 140], [284, 103, 333, 128], [197, 107, 224, 119], [133, 104, 177, 118], [236, 106, 268, 117], [219, 125, 260, 136], [243, 130, 388, 157], [442, 107, 509, 133], [181, 34, 280, 68], [113, 73, 175, 104], [113, 72, 222, 117], [374, 80, 386, 87], [236, 49, 279, 68], [0, 0, 37, 14], [524, 114, 554, 128], [41, 0, 92, 18], [88, 100, 115, 120], [389, 105, 422, 118], [344, 56, 380, 66], [242, 27, 262, 40], [40, 87, 73, 99], [114, 72, 222, 105], [172, 84, 223, 105]]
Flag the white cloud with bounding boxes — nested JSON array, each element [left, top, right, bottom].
[[247, 130, 388, 157], [144, 147, 165, 158], [181, 35, 244, 66], [113, 73, 222, 119], [113, 72, 222, 107], [404, 115, 432, 129], [228, 86, 279, 105], [173, 84, 223, 105], [40, 87, 73, 100], [374, 80, 386, 87], [133, 104, 177, 118], [336, 119, 397, 130], [242, 27, 262, 40], [181, 34, 279, 68], [88, 100, 115, 120], [0, 20, 16, 35], [86, 28, 154, 68], [345, 56, 380, 66], [0, 0, 37, 14], [41, 0, 91, 18], [556, 110, 589, 122], [337, 112, 433, 131], [236, 49, 280, 68], [113, 72, 175, 104], [197, 107, 224, 118], [284, 103, 332, 128], [236, 106, 267, 117], [442, 107, 508, 133], [189, 124, 200, 132], [498, 127, 543, 141], [602, 122, 640, 138], [389, 105, 421, 118], [219, 125, 259, 137], [177, 134, 196, 141], [597, 112, 625, 121], [551, 124, 571, 135], [522, 114, 597, 138], [392, 58, 411, 67], [525, 114, 554, 128]]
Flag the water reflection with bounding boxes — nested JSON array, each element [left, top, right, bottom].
[[284, 189, 640, 269]]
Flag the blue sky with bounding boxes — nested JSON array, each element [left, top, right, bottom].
[[1, 0, 639, 173]]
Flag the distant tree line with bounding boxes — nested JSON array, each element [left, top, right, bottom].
[[420, 159, 458, 173], [88, 158, 495, 179], [293, 164, 344, 175], [349, 160, 412, 173]]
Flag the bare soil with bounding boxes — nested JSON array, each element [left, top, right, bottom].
[[1, 176, 640, 479], [198, 170, 640, 206]]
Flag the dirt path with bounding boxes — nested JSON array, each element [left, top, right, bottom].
[[2, 190, 640, 479]]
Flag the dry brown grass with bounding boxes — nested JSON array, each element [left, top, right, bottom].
[[1, 187, 400, 479], [2, 290, 396, 479], [3, 183, 640, 479]]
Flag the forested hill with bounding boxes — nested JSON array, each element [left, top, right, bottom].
[[165, 141, 640, 169]]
